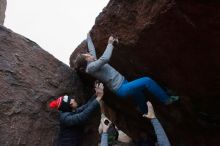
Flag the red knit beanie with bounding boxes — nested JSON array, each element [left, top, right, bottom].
[[49, 96, 63, 109], [49, 95, 73, 112]]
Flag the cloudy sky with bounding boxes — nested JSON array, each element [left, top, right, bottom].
[[5, 0, 109, 65]]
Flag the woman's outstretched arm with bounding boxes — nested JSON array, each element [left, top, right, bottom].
[[87, 33, 97, 59], [86, 36, 115, 73]]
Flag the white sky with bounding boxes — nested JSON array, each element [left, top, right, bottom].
[[5, 0, 109, 65]]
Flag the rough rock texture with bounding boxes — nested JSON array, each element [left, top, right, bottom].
[[70, 0, 220, 145], [0, 0, 6, 25], [0, 25, 87, 146]]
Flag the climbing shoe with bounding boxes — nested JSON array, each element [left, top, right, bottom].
[[165, 95, 180, 105]]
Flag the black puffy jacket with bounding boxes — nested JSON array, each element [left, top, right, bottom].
[[57, 97, 100, 146]]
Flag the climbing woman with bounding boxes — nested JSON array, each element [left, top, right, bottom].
[[74, 33, 179, 114]]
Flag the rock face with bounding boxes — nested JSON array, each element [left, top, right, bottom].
[[0, 25, 85, 146], [70, 0, 220, 145], [0, 0, 6, 25]]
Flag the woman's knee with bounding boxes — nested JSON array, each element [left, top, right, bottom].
[[142, 77, 153, 83]]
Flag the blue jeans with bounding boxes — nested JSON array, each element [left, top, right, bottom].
[[116, 77, 169, 114]]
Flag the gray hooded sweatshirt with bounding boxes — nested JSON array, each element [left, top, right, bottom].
[[86, 35, 124, 92]]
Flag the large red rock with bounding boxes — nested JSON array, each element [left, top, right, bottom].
[[0, 25, 88, 146], [70, 0, 220, 145]]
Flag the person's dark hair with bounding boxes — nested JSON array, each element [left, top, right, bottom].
[[74, 54, 87, 72], [107, 123, 119, 145], [58, 97, 72, 112]]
